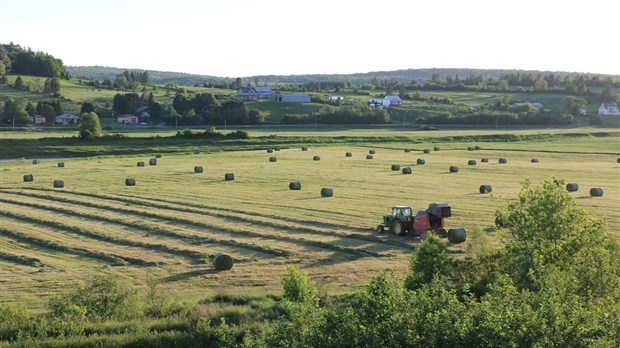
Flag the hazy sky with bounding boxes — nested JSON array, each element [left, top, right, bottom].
[[1, 0, 618, 77]]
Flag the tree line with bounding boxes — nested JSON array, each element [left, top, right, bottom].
[[0, 43, 69, 78]]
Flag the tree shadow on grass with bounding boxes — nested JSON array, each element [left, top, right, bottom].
[[162, 269, 220, 282]]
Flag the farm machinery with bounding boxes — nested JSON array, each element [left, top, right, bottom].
[[376, 203, 453, 239]]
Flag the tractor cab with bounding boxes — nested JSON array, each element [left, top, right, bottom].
[[376, 205, 414, 235]]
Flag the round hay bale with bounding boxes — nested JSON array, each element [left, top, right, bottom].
[[32, 159, 39, 164], [433, 146, 440, 151], [289, 181, 301, 190], [194, 166, 204, 173], [467, 147, 474, 151], [498, 158, 508, 164], [366, 155, 373, 160], [53, 180, 64, 188], [267, 148, 274, 153], [404, 148, 411, 153], [274, 146, 281, 151], [320, 187, 333, 197], [57, 162, 65, 168], [369, 149, 375, 154], [391, 164, 400, 171], [155, 154, 161, 158], [224, 173, 235, 181], [345, 152, 353, 157], [448, 228, 467, 243], [423, 148, 430, 154], [617, 158, 620, 163], [495, 215, 505, 228], [313, 156, 320, 161], [531, 159, 539, 163], [125, 178, 136, 186], [449, 165, 459, 173], [474, 145, 482, 150], [589, 187, 603, 197], [149, 158, 157, 166], [23, 174, 33, 182], [137, 161, 145, 167], [301, 146, 308, 151], [402, 167, 412, 174], [479, 184, 492, 194], [416, 158, 425, 165], [468, 160, 477, 165], [269, 157, 277, 162], [481, 158, 489, 163], [212, 253, 234, 271], [193, 150, 200, 154], [566, 183, 578, 192]]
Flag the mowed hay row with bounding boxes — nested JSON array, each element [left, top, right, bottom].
[[0, 188, 395, 257]]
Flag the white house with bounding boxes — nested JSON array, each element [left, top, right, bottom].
[[383, 95, 403, 107], [273, 93, 311, 103], [236, 87, 257, 100], [117, 114, 139, 125], [598, 103, 620, 116], [254, 87, 275, 99], [34, 114, 47, 124], [55, 113, 81, 125]]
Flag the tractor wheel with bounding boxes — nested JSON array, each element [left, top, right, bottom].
[[376, 225, 385, 233], [419, 231, 427, 240], [390, 220, 406, 236], [436, 228, 448, 238]]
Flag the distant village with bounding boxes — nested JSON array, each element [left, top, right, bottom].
[[32, 85, 620, 126]]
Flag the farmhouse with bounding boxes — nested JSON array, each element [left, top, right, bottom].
[[135, 105, 150, 118], [117, 114, 139, 125], [273, 93, 311, 103], [383, 95, 403, 107], [598, 103, 620, 116], [34, 114, 46, 124], [54, 113, 81, 125], [236, 87, 257, 100], [254, 86, 275, 99]]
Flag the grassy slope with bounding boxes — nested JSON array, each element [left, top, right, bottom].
[[1, 131, 618, 311]]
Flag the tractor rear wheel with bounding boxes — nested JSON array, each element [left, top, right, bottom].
[[390, 219, 406, 236], [376, 225, 385, 233], [436, 228, 448, 238]]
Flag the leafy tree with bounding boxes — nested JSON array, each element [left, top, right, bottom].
[[495, 178, 618, 295], [49, 77, 60, 95], [404, 236, 452, 290], [601, 84, 618, 103], [78, 112, 101, 139], [14, 76, 24, 89], [2, 97, 31, 125], [0, 61, 5, 75], [80, 102, 95, 114], [564, 96, 587, 115], [282, 265, 318, 306], [40, 103, 56, 123]]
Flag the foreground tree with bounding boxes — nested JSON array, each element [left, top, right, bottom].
[[2, 97, 31, 125], [78, 112, 101, 139]]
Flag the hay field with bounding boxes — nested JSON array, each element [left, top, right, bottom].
[[1, 137, 618, 310]]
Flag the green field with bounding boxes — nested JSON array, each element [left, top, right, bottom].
[[1, 130, 618, 312]]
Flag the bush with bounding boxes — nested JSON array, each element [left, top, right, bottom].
[[404, 237, 452, 290], [282, 266, 318, 306], [48, 274, 140, 321]]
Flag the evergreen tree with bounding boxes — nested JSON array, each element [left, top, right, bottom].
[[14, 76, 24, 89]]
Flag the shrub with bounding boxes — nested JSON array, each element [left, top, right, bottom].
[[282, 266, 318, 306]]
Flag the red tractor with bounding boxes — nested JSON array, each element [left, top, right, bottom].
[[376, 203, 452, 239]]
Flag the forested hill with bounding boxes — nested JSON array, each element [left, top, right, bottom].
[[66, 66, 230, 86], [67, 65, 620, 86]]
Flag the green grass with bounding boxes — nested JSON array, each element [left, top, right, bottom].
[[1, 131, 618, 311]]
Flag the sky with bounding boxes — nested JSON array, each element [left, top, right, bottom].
[[1, 0, 619, 78]]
